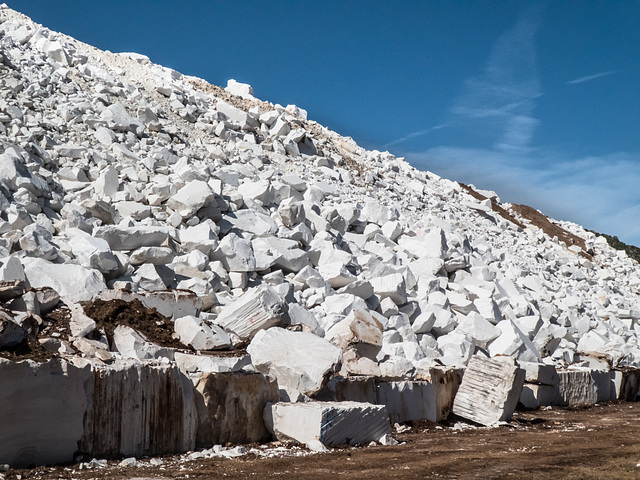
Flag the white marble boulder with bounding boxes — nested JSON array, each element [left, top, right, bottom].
[[174, 315, 231, 351], [325, 308, 383, 376], [248, 327, 342, 398], [375, 380, 437, 423]]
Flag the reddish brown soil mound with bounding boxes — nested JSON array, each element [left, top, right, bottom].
[[458, 182, 590, 259], [82, 298, 185, 350], [458, 182, 525, 229], [510, 203, 590, 258]]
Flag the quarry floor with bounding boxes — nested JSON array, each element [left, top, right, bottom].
[[6, 401, 640, 480]]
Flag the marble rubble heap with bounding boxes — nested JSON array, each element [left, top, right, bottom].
[[1, 5, 640, 467]]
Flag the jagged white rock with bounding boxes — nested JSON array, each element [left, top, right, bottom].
[[248, 327, 342, 396]]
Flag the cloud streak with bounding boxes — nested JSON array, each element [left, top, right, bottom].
[[388, 7, 640, 246], [566, 70, 618, 85], [383, 123, 452, 148], [449, 8, 543, 152]]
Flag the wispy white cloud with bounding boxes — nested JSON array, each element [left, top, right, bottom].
[[449, 8, 543, 152], [384, 8, 543, 150], [566, 70, 618, 85], [383, 123, 452, 148], [388, 7, 640, 245]]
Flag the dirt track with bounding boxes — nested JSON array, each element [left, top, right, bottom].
[[6, 401, 640, 480]]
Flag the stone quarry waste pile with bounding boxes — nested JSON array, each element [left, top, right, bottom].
[[1, 4, 640, 470]]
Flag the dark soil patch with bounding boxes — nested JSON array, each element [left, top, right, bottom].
[[0, 305, 71, 363], [40, 305, 71, 338], [0, 337, 55, 363], [82, 298, 185, 350]]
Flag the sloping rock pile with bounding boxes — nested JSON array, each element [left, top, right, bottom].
[[1, 5, 640, 468]]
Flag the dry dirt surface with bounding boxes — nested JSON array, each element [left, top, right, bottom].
[[6, 401, 640, 480]]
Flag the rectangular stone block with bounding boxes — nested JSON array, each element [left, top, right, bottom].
[[265, 401, 391, 447], [80, 359, 197, 457], [375, 381, 437, 423], [519, 361, 559, 386], [420, 366, 463, 421], [194, 371, 279, 446], [519, 383, 561, 409], [611, 368, 640, 401], [556, 368, 612, 406], [452, 355, 525, 426], [313, 376, 377, 404], [0, 358, 91, 467]]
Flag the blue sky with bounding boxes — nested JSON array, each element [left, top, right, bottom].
[[7, 1, 640, 245]]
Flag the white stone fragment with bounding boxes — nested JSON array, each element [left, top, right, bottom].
[[397, 228, 447, 260], [112, 325, 175, 361], [100, 103, 144, 134], [0, 255, 25, 282], [318, 262, 356, 288], [210, 232, 256, 272], [251, 236, 309, 273], [287, 302, 324, 336], [67, 303, 96, 338], [454, 311, 501, 349], [180, 223, 219, 256], [370, 273, 407, 305], [225, 79, 255, 99], [174, 352, 251, 375], [166, 180, 214, 218], [22, 258, 106, 303], [175, 315, 231, 351], [214, 285, 287, 345], [326, 308, 383, 375], [129, 246, 174, 265], [93, 225, 175, 251], [474, 297, 502, 324], [488, 319, 541, 363], [66, 228, 119, 272]]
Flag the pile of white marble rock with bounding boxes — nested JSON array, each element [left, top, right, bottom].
[[1, 4, 640, 466]]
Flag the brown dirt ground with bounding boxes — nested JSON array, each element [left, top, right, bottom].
[[6, 401, 640, 480]]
